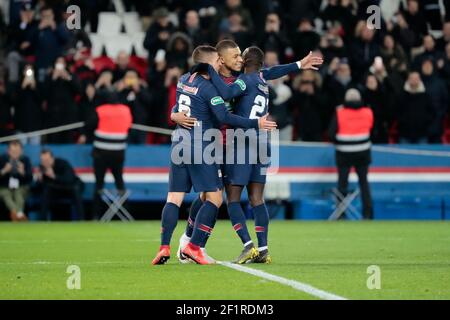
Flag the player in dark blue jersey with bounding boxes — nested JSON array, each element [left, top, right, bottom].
[[152, 45, 277, 265], [206, 46, 323, 263], [173, 41, 323, 264]]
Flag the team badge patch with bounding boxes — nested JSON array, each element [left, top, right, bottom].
[[211, 96, 225, 105], [235, 79, 246, 91]]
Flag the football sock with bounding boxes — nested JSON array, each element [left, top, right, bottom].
[[253, 203, 269, 249], [227, 202, 252, 246], [190, 201, 218, 247], [185, 195, 203, 238], [161, 202, 179, 246]]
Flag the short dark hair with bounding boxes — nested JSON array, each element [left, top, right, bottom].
[[40, 149, 53, 157], [243, 46, 264, 69], [215, 39, 239, 55], [192, 45, 217, 64], [8, 140, 23, 148]]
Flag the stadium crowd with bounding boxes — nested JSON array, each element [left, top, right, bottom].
[[0, 0, 450, 144]]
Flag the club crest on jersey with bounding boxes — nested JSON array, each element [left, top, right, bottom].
[[210, 96, 225, 105], [235, 79, 246, 91]]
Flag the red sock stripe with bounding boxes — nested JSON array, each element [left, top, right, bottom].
[[233, 223, 242, 231], [188, 217, 194, 226], [198, 224, 213, 234], [255, 226, 265, 233]]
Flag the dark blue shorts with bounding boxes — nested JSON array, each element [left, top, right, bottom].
[[223, 162, 269, 186], [222, 136, 271, 186], [169, 161, 224, 193]]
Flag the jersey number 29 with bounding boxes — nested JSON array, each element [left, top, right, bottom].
[[249, 95, 268, 119]]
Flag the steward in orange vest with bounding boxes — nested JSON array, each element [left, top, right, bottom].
[[329, 88, 374, 220], [84, 89, 133, 219]]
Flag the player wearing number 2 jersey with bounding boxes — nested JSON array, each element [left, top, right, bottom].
[[152, 45, 277, 265], [207, 47, 323, 263]]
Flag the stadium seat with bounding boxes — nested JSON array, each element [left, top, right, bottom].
[[88, 33, 104, 57], [97, 12, 123, 36], [91, 55, 115, 73], [103, 34, 134, 58], [123, 12, 142, 34]]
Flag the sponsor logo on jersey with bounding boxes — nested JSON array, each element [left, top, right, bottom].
[[211, 96, 225, 105], [177, 82, 199, 95], [235, 79, 246, 91]]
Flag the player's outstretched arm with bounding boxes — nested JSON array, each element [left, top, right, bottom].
[[208, 95, 277, 130], [262, 51, 324, 80], [207, 65, 246, 100]]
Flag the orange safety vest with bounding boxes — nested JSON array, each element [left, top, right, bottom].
[[335, 106, 373, 153], [94, 104, 132, 151]]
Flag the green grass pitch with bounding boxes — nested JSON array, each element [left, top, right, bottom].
[[0, 220, 449, 300]]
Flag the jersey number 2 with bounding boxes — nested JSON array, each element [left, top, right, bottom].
[[178, 94, 191, 117], [249, 95, 268, 119]]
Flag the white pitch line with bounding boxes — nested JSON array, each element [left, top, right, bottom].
[[219, 261, 348, 300]]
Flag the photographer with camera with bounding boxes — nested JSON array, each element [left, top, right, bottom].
[[0, 141, 33, 221]]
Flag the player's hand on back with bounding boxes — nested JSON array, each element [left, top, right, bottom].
[[258, 114, 277, 131], [171, 111, 197, 129], [300, 51, 324, 71]]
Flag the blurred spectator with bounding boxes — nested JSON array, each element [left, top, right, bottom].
[[421, 0, 442, 31], [113, 50, 131, 83], [0, 141, 33, 221], [265, 50, 293, 141], [117, 69, 151, 144], [220, 10, 252, 49], [402, 0, 428, 47], [166, 32, 193, 70], [182, 10, 213, 47], [72, 48, 97, 90], [329, 88, 374, 220], [143, 7, 175, 63], [438, 42, 450, 89], [321, 0, 356, 37], [319, 21, 347, 62], [420, 59, 449, 143], [397, 72, 433, 144], [217, 0, 254, 33], [413, 35, 445, 70], [436, 21, 450, 52], [0, 79, 13, 138], [257, 12, 289, 61], [14, 64, 43, 145], [350, 23, 380, 82], [361, 74, 390, 143], [43, 57, 81, 143], [291, 70, 325, 142], [380, 34, 409, 74], [389, 12, 418, 56], [5, 3, 37, 85], [27, 6, 70, 82], [323, 58, 355, 125], [37, 149, 84, 220], [291, 18, 320, 60]]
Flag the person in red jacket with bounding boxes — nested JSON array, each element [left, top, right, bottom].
[[329, 88, 374, 220]]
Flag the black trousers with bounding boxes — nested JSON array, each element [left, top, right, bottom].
[[41, 181, 85, 221], [337, 165, 373, 220], [92, 148, 126, 219]]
